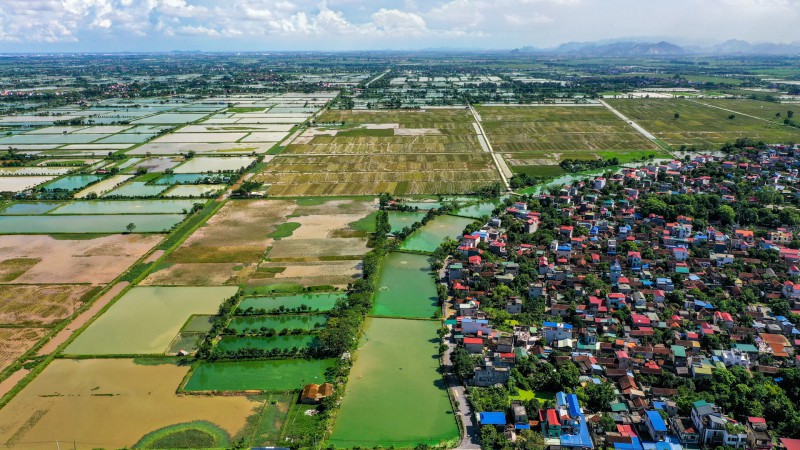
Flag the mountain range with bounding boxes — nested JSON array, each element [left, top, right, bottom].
[[515, 39, 800, 56]]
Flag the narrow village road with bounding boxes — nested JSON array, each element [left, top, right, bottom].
[[439, 260, 481, 450], [598, 99, 659, 140]]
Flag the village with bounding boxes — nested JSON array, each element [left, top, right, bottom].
[[443, 142, 800, 450]]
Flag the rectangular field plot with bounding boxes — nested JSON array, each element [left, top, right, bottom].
[[258, 108, 499, 196], [606, 99, 800, 149], [0, 359, 261, 449], [0, 214, 184, 234], [0, 327, 48, 372], [0, 234, 161, 284], [0, 285, 95, 326], [183, 358, 336, 392], [49, 199, 202, 214], [329, 318, 458, 448], [64, 286, 236, 355], [257, 154, 499, 196], [0, 176, 55, 192], [476, 105, 659, 158], [173, 156, 256, 173]]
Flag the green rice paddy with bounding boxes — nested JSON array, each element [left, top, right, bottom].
[[227, 315, 327, 333], [237, 293, 345, 313], [184, 358, 336, 391], [329, 318, 458, 448], [42, 175, 102, 191], [372, 252, 438, 319], [0, 202, 61, 215], [400, 215, 474, 253]]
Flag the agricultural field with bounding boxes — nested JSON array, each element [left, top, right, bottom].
[[475, 105, 663, 176], [606, 98, 800, 149], [255, 109, 501, 196], [329, 318, 458, 448], [64, 286, 236, 355], [0, 359, 262, 448], [0, 234, 161, 284]]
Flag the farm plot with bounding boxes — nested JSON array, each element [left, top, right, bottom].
[[0, 359, 261, 448], [227, 314, 327, 333], [0, 285, 96, 326], [0, 234, 161, 284], [329, 318, 458, 448], [237, 293, 345, 314], [142, 200, 295, 286], [0, 176, 55, 192], [605, 98, 800, 149], [257, 154, 499, 196], [0, 328, 49, 372], [476, 105, 661, 176], [64, 286, 236, 355], [0, 214, 183, 234], [258, 109, 499, 196]]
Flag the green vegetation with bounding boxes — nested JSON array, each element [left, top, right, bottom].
[[267, 222, 301, 240], [371, 252, 440, 319], [133, 421, 231, 449], [184, 358, 336, 391]]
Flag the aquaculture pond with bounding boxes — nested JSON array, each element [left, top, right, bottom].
[[237, 293, 345, 314], [399, 215, 474, 253], [227, 314, 327, 333], [103, 182, 169, 198], [183, 358, 336, 391], [0, 214, 184, 233], [0, 202, 61, 215], [152, 173, 216, 185], [215, 335, 319, 352], [42, 175, 102, 191], [372, 253, 438, 319], [329, 318, 458, 448], [163, 184, 223, 197], [455, 201, 498, 219], [48, 199, 201, 215], [387, 211, 427, 233]]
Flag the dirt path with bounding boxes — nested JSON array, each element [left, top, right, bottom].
[[0, 368, 29, 400], [143, 249, 165, 264], [469, 105, 512, 190], [36, 281, 129, 356]]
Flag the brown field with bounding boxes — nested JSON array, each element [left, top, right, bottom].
[[0, 359, 261, 449], [0, 329, 48, 372], [249, 260, 362, 287], [0, 285, 98, 327], [0, 235, 161, 285], [144, 198, 375, 287]]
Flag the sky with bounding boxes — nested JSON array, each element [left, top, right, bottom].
[[0, 0, 798, 52]]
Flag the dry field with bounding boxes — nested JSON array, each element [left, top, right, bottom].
[[0, 235, 161, 285], [0, 359, 260, 448], [257, 109, 500, 196], [0, 285, 97, 327], [144, 198, 375, 288], [0, 329, 49, 372]]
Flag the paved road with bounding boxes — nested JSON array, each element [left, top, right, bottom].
[[438, 262, 481, 449], [469, 105, 512, 191], [598, 99, 659, 140], [687, 99, 781, 124]]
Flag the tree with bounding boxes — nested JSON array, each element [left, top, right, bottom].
[[126, 222, 136, 233], [585, 382, 617, 411], [716, 205, 736, 225], [789, 110, 795, 119], [674, 112, 680, 119], [452, 347, 476, 380]]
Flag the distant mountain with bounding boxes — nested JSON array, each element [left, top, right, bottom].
[[517, 41, 686, 56], [516, 39, 800, 56]]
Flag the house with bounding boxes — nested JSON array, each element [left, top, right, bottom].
[[449, 263, 463, 280], [691, 400, 747, 448], [512, 404, 530, 430], [300, 383, 333, 404], [671, 416, 700, 446], [746, 417, 772, 450], [464, 337, 484, 354], [473, 360, 510, 386], [543, 321, 573, 345], [673, 247, 689, 261], [479, 411, 507, 427], [645, 410, 668, 441], [784, 281, 800, 299], [627, 251, 642, 269], [540, 408, 562, 438], [506, 297, 523, 314]]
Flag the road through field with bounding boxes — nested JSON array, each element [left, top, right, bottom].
[[599, 99, 676, 157], [469, 105, 512, 190]]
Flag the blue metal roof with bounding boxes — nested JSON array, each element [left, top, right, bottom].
[[543, 321, 573, 329], [478, 412, 506, 425], [646, 410, 668, 432], [567, 394, 582, 417]]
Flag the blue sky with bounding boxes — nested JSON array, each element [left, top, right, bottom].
[[0, 0, 798, 52]]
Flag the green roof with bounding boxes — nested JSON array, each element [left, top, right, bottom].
[[671, 345, 686, 358], [732, 343, 759, 353], [610, 402, 629, 412]]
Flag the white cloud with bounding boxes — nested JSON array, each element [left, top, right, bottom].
[[371, 8, 427, 33]]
